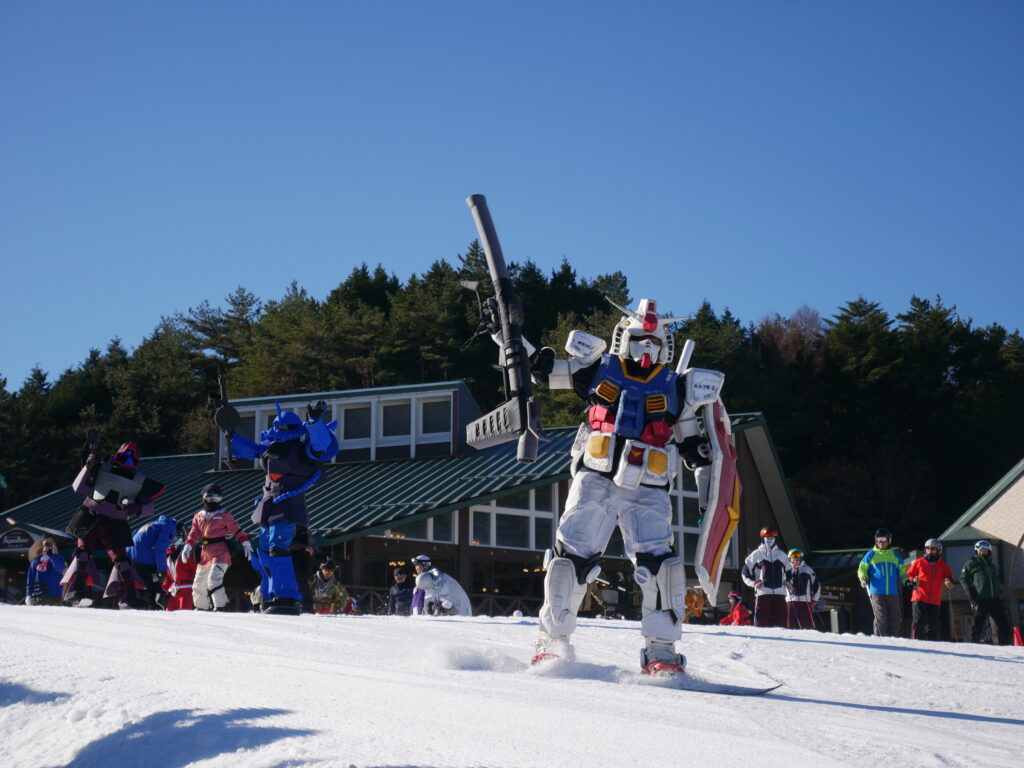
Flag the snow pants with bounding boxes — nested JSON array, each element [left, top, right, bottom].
[[869, 593, 902, 637], [193, 562, 230, 610], [754, 594, 787, 628], [911, 601, 942, 641], [970, 598, 1012, 645], [787, 601, 815, 630]]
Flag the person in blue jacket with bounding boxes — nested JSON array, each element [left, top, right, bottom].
[[228, 400, 339, 615], [26, 536, 67, 605], [857, 528, 908, 637], [127, 514, 179, 603]]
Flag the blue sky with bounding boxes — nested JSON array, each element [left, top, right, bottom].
[[2, 1, 1022, 389]]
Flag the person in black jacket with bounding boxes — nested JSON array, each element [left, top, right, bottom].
[[961, 540, 1012, 645], [388, 566, 415, 616]]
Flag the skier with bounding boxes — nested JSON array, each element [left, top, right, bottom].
[[26, 536, 66, 606], [61, 439, 166, 608], [719, 590, 753, 626], [388, 566, 415, 616], [785, 548, 820, 630], [161, 530, 198, 611], [410, 554, 471, 616], [182, 484, 253, 611], [227, 400, 339, 615], [905, 538, 954, 641], [310, 559, 352, 614], [961, 540, 1012, 645], [857, 528, 907, 637], [127, 513, 178, 603], [741, 527, 792, 628], [523, 298, 738, 675]]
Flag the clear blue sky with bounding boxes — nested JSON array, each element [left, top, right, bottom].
[[2, 1, 1022, 389]]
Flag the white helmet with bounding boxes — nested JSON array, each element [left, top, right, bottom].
[[607, 297, 685, 369]]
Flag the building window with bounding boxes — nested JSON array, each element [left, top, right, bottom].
[[470, 485, 558, 551], [383, 511, 456, 543], [344, 406, 371, 440], [421, 400, 451, 434], [382, 402, 411, 437]]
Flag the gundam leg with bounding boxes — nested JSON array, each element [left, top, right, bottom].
[[260, 523, 301, 612], [535, 471, 614, 662]]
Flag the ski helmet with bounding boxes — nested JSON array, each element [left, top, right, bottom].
[[727, 590, 742, 601], [788, 548, 804, 560], [759, 526, 778, 538], [201, 483, 223, 506], [874, 528, 892, 541], [924, 538, 942, 552], [975, 540, 992, 552], [411, 554, 433, 569]]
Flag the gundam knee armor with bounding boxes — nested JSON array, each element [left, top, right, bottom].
[[634, 553, 686, 669], [538, 547, 602, 638]]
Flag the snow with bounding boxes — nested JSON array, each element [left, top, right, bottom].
[[2, 605, 1022, 768]]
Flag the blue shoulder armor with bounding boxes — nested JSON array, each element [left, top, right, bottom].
[[305, 419, 339, 462]]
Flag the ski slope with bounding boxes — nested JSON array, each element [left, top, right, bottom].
[[1, 605, 1021, 767]]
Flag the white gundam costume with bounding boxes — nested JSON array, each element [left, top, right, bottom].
[[414, 568, 473, 617], [527, 298, 740, 676]]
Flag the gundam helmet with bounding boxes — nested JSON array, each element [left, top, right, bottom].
[[924, 538, 943, 552], [759, 526, 778, 538], [260, 400, 307, 443], [974, 540, 992, 552], [113, 442, 140, 469], [411, 554, 433, 570], [606, 297, 685, 369], [200, 483, 224, 506]]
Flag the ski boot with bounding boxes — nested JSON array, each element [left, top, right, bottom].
[[641, 641, 686, 677]]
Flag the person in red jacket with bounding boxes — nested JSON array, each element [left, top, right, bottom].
[[161, 533, 198, 611], [905, 538, 954, 641], [719, 590, 753, 626]]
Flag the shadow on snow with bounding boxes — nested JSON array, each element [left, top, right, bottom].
[[770, 694, 1024, 727], [0, 679, 70, 707]]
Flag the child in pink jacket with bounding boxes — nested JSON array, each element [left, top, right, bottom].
[[182, 484, 252, 611]]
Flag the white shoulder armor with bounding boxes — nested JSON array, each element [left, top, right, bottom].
[[684, 368, 725, 407], [565, 330, 606, 367]]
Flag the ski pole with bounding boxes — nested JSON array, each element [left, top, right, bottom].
[[945, 583, 959, 643]]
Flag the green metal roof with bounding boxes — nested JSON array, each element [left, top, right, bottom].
[[228, 380, 475, 408], [6, 412, 778, 547]]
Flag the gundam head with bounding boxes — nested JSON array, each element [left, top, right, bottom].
[[606, 297, 685, 369], [260, 401, 307, 444], [113, 442, 141, 470]]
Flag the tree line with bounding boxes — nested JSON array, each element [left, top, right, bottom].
[[2, 242, 1022, 550]]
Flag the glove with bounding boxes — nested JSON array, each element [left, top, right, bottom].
[[944, 579, 954, 588], [306, 399, 328, 422], [904, 580, 916, 589], [181, 543, 193, 562], [859, 580, 868, 590], [242, 541, 253, 561], [169, 586, 178, 597], [529, 347, 556, 384], [754, 581, 763, 590]]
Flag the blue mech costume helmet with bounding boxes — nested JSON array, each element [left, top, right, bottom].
[[260, 401, 307, 444]]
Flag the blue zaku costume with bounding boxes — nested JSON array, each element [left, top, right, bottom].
[[229, 401, 339, 614]]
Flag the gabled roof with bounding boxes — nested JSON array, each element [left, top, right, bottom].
[[5, 413, 797, 548], [940, 457, 1024, 544]]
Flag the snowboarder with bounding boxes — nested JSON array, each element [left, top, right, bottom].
[[310, 559, 352, 614], [785, 548, 820, 630], [719, 590, 753, 626], [181, 484, 253, 611], [26, 536, 66, 606], [388, 566, 415, 616], [410, 554, 471, 616], [857, 528, 907, 637], [961, 540, 1012, 645], [61, 437, 166, 608], [905, 538, 954, 641], [741, 527, 792, 628], [226, 400, 339, 615], [522, 298, 739, 676]]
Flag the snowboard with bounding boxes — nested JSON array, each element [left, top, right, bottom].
[[652, 674, 783, 697]]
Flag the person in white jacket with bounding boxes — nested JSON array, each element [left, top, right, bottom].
[[410, 554, 471, 616], [740, 526, 792, 627], [785, 548, 820, 630]]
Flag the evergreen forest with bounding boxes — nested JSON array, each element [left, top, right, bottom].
[[3, 241, 1023, 550]]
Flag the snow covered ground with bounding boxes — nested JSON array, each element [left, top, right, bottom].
[[2, 604, 1022, 768]]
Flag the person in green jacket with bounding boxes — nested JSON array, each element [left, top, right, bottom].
[[961, 540, 1012, 645], [857, 528, 908, 637]]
